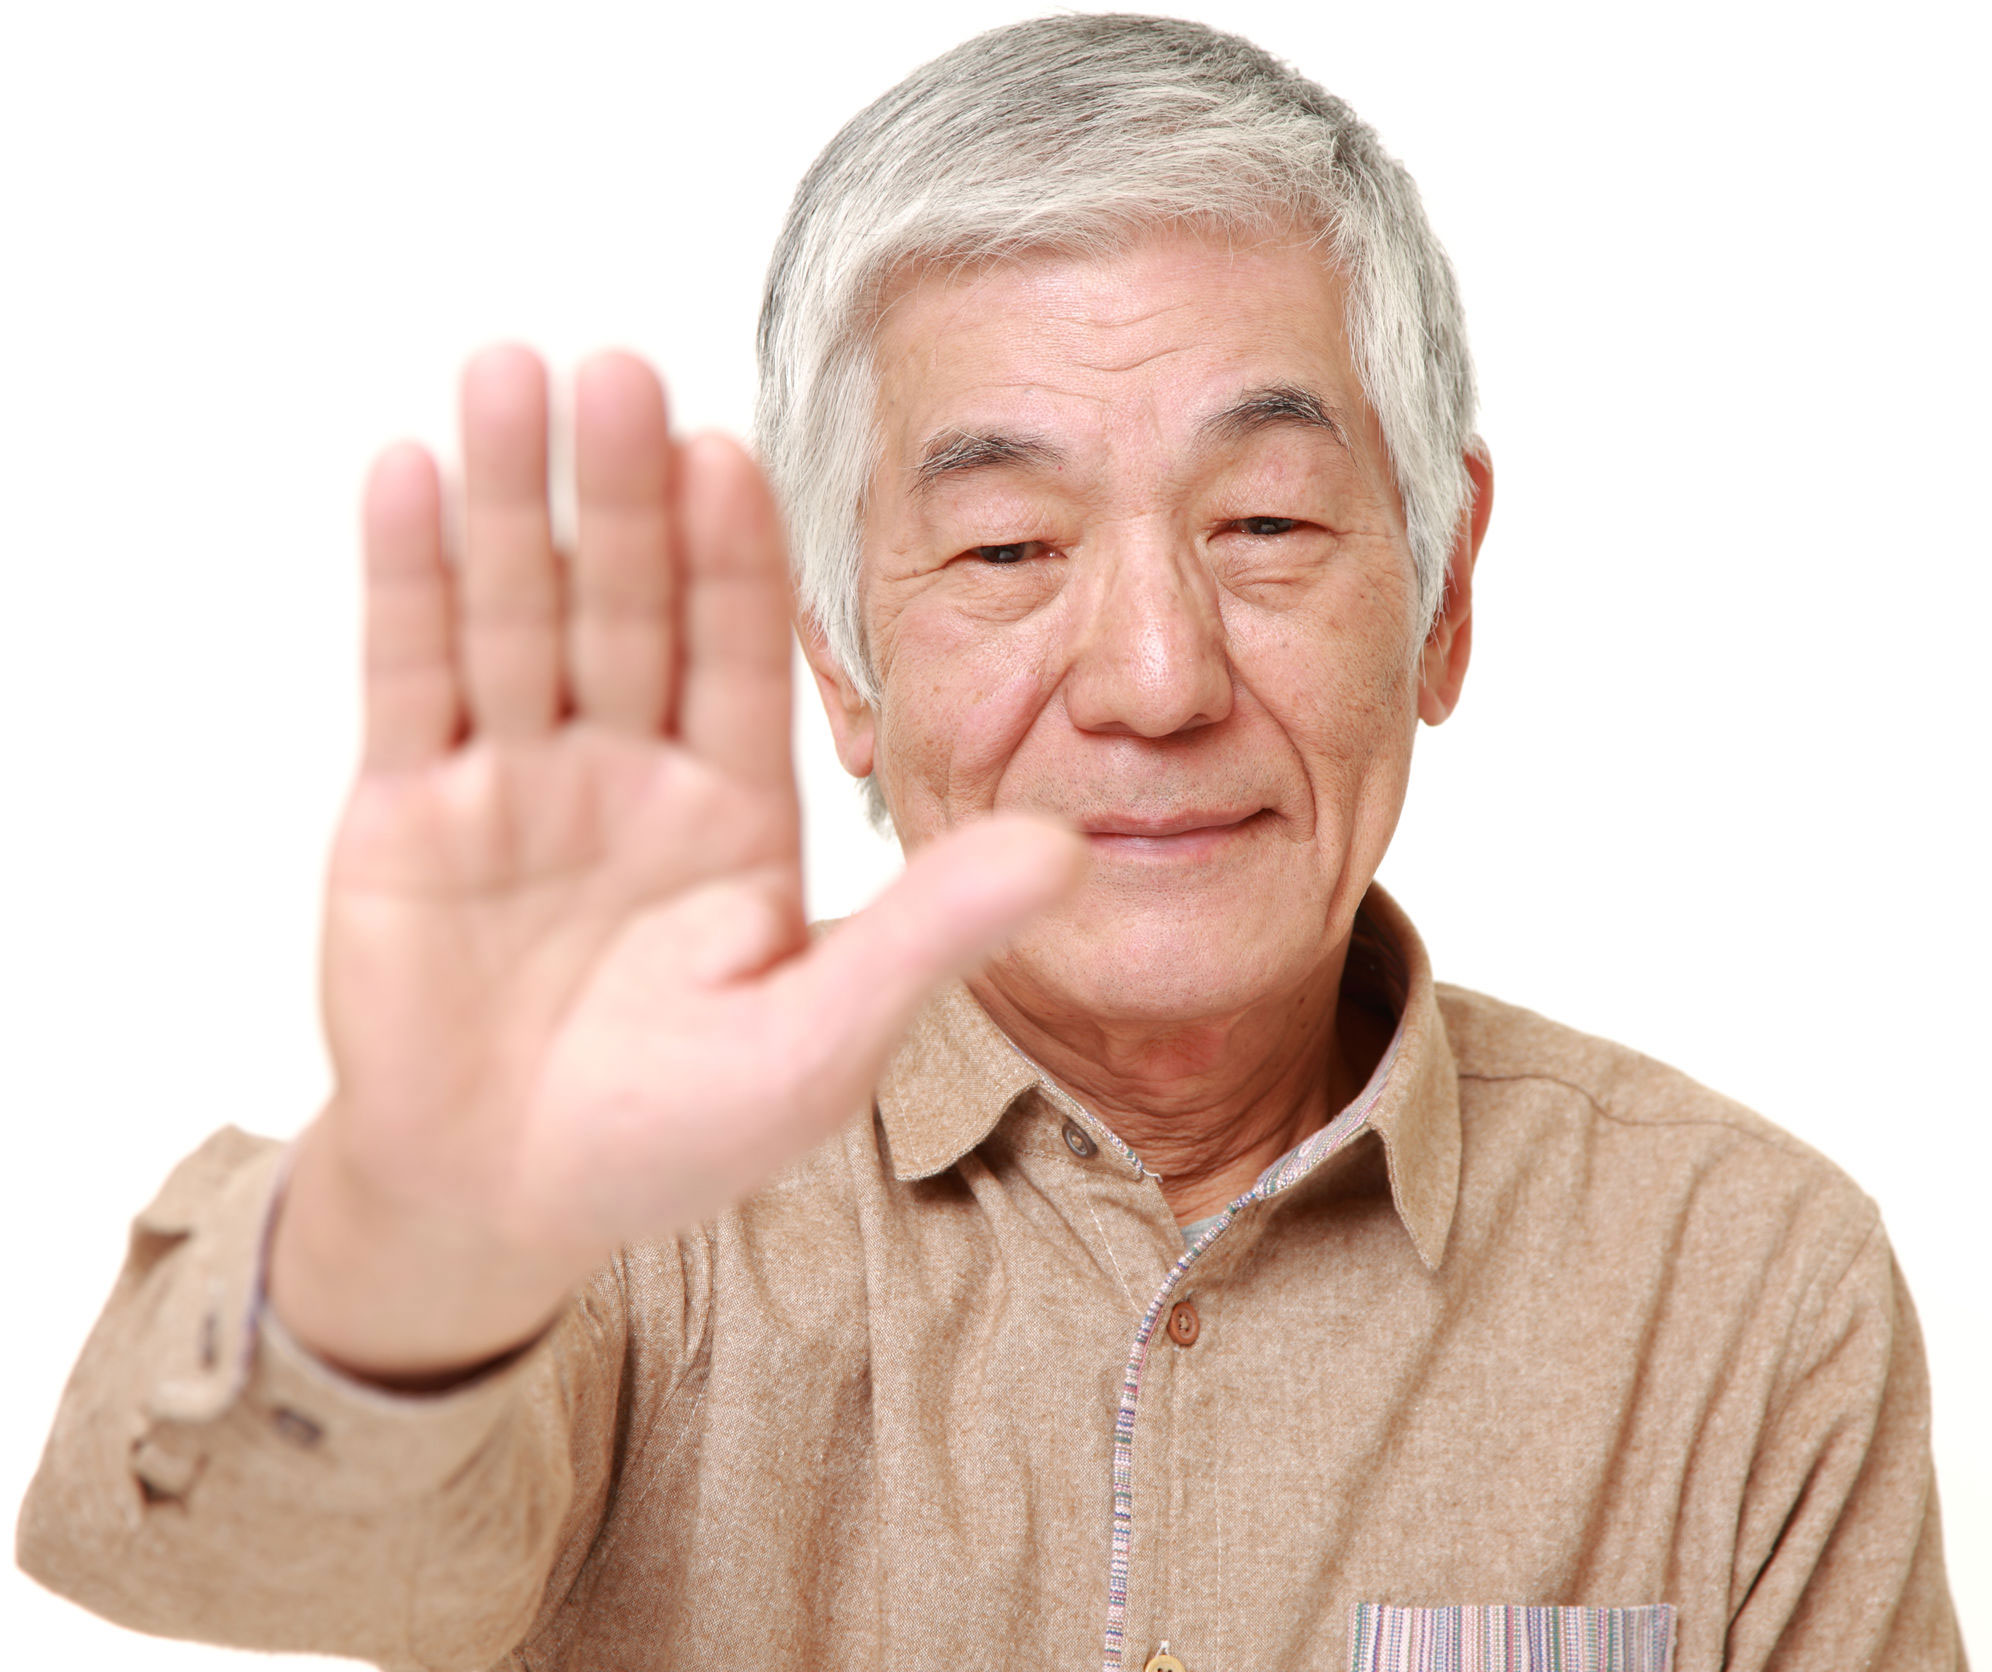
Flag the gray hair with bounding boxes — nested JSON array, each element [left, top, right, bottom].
[[755, 13, 1480, 798]]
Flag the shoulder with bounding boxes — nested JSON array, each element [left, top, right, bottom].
[[1440, 982, 1856, 1171], [1434, 983, 1881, 1287]]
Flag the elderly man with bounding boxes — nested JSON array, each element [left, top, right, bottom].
[[17, 15, 1961, 1672]]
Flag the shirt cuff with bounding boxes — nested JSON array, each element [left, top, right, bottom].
[[128, 1125, 552, 1510], [229, 1301, 544, 1504]]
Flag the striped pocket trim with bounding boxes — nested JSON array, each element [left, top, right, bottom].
[[1347, 1603, 1676, 1672]]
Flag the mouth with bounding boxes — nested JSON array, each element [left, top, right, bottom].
[[1079, 807, 1269, 856]]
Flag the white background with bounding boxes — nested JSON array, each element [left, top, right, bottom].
[[2, 0, 1984, 1662]]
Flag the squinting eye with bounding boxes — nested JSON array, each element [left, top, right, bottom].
[[1237, 517, 1299, 537], [972, 542, 1040, 564]]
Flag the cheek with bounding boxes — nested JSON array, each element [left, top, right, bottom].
[[873, 604, 1064, 834], [1227, 576, 1421, 824]]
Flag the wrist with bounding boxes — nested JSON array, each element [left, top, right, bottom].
[[266, 1115, 590, 1386]]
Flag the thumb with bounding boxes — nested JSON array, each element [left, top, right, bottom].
[[777, 814, 1087, 1090]]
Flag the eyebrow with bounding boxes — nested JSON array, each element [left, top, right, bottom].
[[911, 428, 1066, 495], [1198, 383, 1351, 451], [908, 382, 1349, 497]]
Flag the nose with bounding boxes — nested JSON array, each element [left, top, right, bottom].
[[1061, 532, 1232, 737]]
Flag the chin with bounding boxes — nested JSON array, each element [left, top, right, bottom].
[[1007, 895, 1325, 1024]]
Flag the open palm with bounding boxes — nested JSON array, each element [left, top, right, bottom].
[[274, 348, 1080, 1381]]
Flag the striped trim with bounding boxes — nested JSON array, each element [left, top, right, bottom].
[[1098, 1036, 1401, 1672], [1347, 1604, 1676, 1672]]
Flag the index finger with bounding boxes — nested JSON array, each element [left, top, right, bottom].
[[675, 434, 796, 793]]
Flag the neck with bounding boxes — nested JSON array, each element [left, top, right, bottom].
[[970, 939, 1385, 1223]]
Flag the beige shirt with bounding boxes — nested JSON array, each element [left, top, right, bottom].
[[16, 890, 1963, 1670]]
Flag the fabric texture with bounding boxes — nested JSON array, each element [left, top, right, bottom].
[[1346, 1602, 1677, 1672], [16, 888, 1964, 1671]]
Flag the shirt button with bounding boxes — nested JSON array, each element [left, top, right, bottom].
[[1167, 1300, 1200, 1347], [1061, 1118, 1097, 1159], [271, 1407, 324, 1449]]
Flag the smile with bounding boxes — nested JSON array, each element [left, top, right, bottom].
[[1079, 808, 1268, 857]]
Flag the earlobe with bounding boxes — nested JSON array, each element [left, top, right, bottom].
[[797, 615, 878, 780], [1417, 444, 1493, 727]]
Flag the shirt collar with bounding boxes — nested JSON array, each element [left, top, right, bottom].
[[873, 882, 1462, 1269], [1347, 884, 1462, 1269], [874, 978, 1041, 1181]]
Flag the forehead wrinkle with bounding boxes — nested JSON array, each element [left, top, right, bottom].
[[1041, 291, 1203, 333], [1062, 339, 1205, 378]]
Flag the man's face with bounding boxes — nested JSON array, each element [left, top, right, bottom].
[[810, 227, 1474, 1026]]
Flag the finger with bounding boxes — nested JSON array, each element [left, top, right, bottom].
[[676, 433, 795, 790], [460, 345, 563, 738], [776, 816, 1088, 1092], [571, 352, 676, 733], [360, 443, 461, 770]]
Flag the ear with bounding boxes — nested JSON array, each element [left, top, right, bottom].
[[797, 612, 877, 779], [1417, 444, 1493, 726]]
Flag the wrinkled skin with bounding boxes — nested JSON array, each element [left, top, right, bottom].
[[807, 228, 1490, 1212]]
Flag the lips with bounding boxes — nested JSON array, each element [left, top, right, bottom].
[[1079, 809, 1265, 840]]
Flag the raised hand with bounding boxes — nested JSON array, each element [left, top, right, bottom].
[[268, 348, 1082, 1382]]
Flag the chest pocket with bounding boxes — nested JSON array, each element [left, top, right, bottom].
[[1347, 1603, 1676, 1672]]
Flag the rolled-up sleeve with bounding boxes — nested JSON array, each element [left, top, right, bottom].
[[15, 1126, 629, 1671]]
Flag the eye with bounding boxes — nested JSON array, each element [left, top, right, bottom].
[[1235, 516, 1300, 537], [969, 541, 1047, 564]]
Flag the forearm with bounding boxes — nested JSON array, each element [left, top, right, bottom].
[[16, 1128, 610, 1669]]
